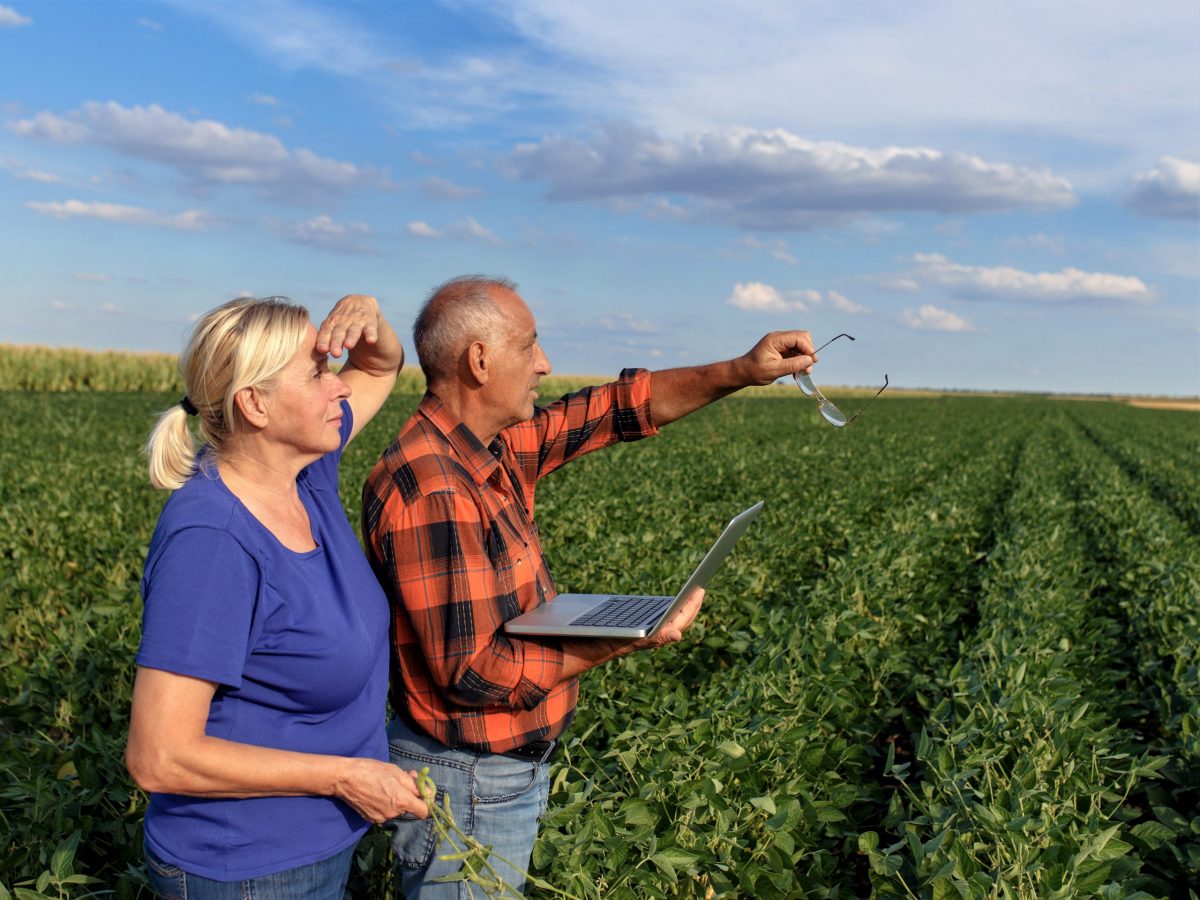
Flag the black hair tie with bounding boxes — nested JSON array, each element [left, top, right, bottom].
[[179, 396, 199, 416]]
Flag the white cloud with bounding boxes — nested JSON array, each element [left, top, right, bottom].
[[406, 220, 442, 238], [9, 101, 390, 197], [453, 217, 503, 245], [170, 1, 1197, 194], [737, 236, 797, 265], [99, 303, 126, 316], [404, 218, 502, 244], [1126, 157, 1200, 220], [168, 1, 386, 81], [900, 305, 973, 333], [728, 282, 871, 315], [27, 199, 212, 231], [420, 175, 482, 200], [0, 158, 59, 183], [727, 282, 791, 313], [136, 17, 162, 32], [878, 276, 921, 293], [274, 214, 371, 254], [420, 176, 480, 200], [465, 2, 1198, 187], [11, 111, 87, 142], [505, 124, 1075, 230], [0, 5, 30, 27], [248, 92, 279, 106], [910, 253, 1153, 304], [20, 168, 59, 183], [827, 291, 869, 315]]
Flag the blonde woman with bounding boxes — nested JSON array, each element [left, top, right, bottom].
[[126, 294, 427, 899]]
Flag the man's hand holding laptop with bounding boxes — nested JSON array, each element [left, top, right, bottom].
[[556, 586, 706, 677]]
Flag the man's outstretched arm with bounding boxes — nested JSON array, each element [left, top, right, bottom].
[[649, 329, 817, 427]]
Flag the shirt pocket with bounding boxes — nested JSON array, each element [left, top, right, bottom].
[[487, 517, 540, 617]]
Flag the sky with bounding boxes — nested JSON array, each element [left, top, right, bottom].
[[1, 0, 1197, 396]]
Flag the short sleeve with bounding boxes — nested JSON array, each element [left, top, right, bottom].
[[136, 526, 261, 687]]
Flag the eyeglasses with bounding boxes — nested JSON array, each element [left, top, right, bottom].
[[794, 333, 888, 427]]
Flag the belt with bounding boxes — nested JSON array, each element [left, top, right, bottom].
[[501, 739, 560, 764]]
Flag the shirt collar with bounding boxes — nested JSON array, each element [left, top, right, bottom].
[[417, 392, 502, 487]]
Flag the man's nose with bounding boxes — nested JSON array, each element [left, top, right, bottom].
[[535, 342, 552, 375]]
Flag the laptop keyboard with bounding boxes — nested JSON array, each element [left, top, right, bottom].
[[569, 595, 673, 629]]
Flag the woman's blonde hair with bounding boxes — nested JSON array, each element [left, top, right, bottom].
[[144, 296, 310, 490]]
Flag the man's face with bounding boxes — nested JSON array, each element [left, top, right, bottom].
[[488, 288, 552, 427]]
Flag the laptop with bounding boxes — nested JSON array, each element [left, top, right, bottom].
[[504, 501, 764, 639]]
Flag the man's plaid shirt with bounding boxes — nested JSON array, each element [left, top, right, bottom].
[[362, 368, 658, 754]]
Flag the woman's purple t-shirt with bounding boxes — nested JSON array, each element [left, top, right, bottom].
[[136, 401, 390, 881]]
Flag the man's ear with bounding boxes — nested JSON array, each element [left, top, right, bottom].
[[466, 340, 489, 386], [233, 385, 270, 429]]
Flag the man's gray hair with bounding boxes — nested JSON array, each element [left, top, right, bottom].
[[413, 275, 517, 384]]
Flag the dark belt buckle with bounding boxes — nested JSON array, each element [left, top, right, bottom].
[[504, 739, 558, 764]]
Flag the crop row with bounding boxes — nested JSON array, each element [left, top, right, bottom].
[[1059, 416, 1200, 887], [1065, 405, 1200, 537], [862, 415, 1186, 897]]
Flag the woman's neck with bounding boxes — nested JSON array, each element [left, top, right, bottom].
[[215, 443, 317, 552]]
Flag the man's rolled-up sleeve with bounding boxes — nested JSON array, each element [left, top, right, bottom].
[[518, 367, 659, 483], [379, 488, 565, 711]]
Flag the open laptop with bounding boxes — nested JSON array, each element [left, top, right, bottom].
[[504, 501, 764, 639]]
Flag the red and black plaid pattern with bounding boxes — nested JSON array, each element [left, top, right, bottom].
[[363, 369, 658, 754]]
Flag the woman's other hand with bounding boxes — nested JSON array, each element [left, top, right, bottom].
[[334, 758, 430, 823]]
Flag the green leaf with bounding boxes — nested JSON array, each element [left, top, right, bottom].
[[716, 740, 745, 759], [773, 831, 795, 856], [656, 848, 699, 868], [49, 831, 81, 880], [650, 847, 699, 881], [620, 799, 657, 827], [1129, 821, 1175, 850], [749, 795, 776, 815], [815, 805, 847, 823]]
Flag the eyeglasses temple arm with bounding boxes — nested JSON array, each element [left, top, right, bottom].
[[813, 333, 855, 355], [845, 373, 889, 425]]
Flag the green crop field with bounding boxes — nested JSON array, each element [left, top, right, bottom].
[[2, 386, 1197, 898]]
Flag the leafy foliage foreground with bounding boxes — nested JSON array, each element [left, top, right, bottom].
[[1, 392, 1196, 898]]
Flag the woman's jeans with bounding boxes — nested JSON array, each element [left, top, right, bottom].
[[144, 842, 355, 899], [386, 716, 551, 899]]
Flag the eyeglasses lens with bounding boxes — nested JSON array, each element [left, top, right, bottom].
[[795, 371, 849, 425], [820, 402, 848, 427]]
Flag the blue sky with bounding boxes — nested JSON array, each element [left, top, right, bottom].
[[1, 0, 1197, 395]]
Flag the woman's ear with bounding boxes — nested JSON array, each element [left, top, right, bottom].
[[232, 385, 270, 429]]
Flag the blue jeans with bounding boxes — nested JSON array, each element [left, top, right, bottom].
[[386, 716, 551, 899], [144, 842, 355, 899]]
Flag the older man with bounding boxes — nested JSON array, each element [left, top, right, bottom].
[[362, 275, 817, 896]]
